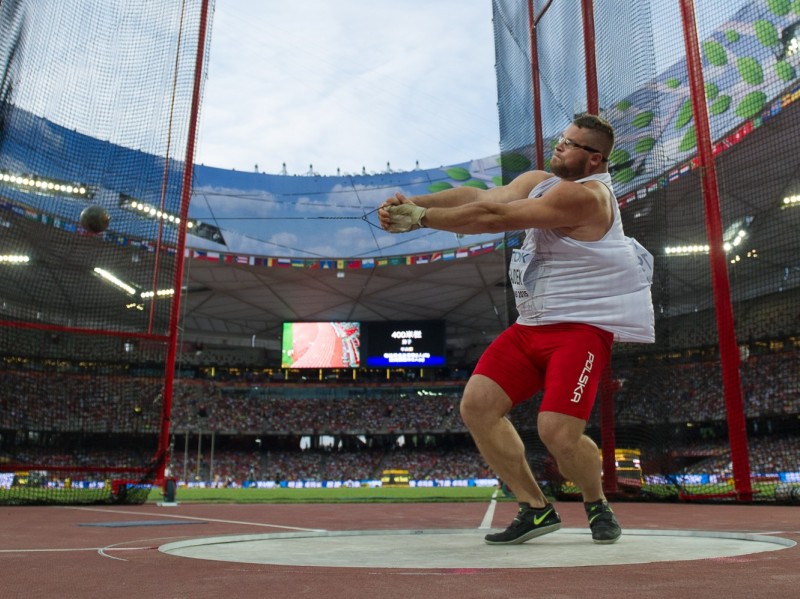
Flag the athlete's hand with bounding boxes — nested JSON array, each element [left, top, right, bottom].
[[379, 192, 419, 231], [384, 203, 426, 233], [379, 191, 410, 211]]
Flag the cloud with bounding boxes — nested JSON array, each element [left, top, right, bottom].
[[195, 1, 500, 176], [268, 231, 300, 252]]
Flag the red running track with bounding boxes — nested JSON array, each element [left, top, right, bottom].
[[0, 501, 798, 599]]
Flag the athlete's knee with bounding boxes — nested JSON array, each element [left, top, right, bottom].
[[537, 411, 585, 456], [459, 376, 510, 429], [458, 392, 491, 429]]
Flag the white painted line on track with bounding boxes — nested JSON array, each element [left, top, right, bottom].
[[0, 547, 152, 553], [479, 489, 498, 529], [65, 506, 326, 532]]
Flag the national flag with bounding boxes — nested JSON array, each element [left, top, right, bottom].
[[456, 248, 469, 259], [415, 255, 429, 264], [277, 258, 291, 267], [361, 258, 374, 268], [337, 259, 345, 269], [347, 259, 362, 269], [320, 260, 335, 269], [430, 252, 442, 262], [291, 259, 305, 267], [377, 258, 388, 267], [442, 250, 455, 261], [389, 257, 404, 266], [235, 255, 249, 264]]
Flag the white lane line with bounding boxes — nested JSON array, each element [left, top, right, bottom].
[[479, 490, 498, 530], [0, 547, 151, 553], [65, 506, 325, 532]]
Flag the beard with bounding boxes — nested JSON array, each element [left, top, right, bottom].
[[550, 155, 587, 180]]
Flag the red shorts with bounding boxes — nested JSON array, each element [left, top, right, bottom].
[[472, 322, 613, 420]]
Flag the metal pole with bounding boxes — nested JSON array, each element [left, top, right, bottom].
[[182, 430, 188, 483], [600, 366, 618, 495], [528, 0, 545, 169], [209, 430, 215, 485], [679, 0, 752, 501], [581, 0, 599, 114], [196, 428, 202, 481], [579, 0, 617, 492], [157, 0, 212, 481]]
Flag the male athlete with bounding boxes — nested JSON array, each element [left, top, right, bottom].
[[379, 113, 654, 544]]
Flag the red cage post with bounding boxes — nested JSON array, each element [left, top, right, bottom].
[[679, 0, 752, 501]]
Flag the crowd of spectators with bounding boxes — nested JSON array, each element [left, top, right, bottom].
[[628, 291, 800, 353], [1, 347, 798, 485], [598, 351, 800, 427], [171, 446, 492, 484], [679, 435, 800, 478], [5, 435, 797, 486], [3, 349, 796, 436]]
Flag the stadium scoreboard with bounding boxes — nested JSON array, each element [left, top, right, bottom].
[[281, 320, 446, 368]]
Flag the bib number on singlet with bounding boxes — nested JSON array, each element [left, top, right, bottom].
[[509, 249, 531, 299]]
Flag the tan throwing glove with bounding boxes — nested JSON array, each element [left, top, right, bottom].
[[386, 204, 426, 233]]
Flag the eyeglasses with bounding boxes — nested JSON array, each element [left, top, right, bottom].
[[557, 135, 608, 162]]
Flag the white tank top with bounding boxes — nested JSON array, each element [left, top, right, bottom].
[[509, 172, 655, 343]]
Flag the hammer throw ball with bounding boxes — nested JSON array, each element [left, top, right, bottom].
[[80, 204, 110, 233]]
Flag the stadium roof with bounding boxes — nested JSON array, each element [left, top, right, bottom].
[[3, 0, 800, 365], [2, 100, 800, 365], [177, 100, 800, 362]]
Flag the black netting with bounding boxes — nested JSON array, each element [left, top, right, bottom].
[[0, 0, 212, 504], [494, 0, 800, 503]]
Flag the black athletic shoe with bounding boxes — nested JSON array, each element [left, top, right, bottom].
[[585, 500, 621, 544], [484, 502, 561, 545]]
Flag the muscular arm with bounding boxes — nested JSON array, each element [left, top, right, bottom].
[[408, 170, 552, 208], [378, 170, 552, 229], [381, 171, 551, 208], [420, 179, 612, 237]]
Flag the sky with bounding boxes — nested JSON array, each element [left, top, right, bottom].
[[193, 1, 501, 177], [194, 0, 752, 177], [10, 0, 753, 180]]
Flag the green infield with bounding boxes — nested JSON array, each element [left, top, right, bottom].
[[2, 481, 792, 505], [147, 485, 502, 504]]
